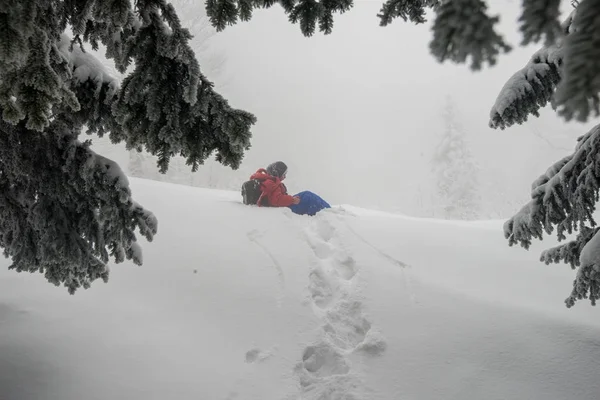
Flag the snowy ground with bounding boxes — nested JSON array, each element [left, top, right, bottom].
[[1, 178, 600, 400]]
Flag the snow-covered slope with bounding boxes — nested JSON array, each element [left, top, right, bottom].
[[1, 178, 599, 400]]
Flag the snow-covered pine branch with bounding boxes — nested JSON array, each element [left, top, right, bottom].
[[488, 7, 578, 129], [568, 228, 600, 307], [0, 115, 158, 293], [0, 0, 254, 292], [504, 123, 600, 306], [57, 34, 120, 95], [488, 3, 600, 129], [541, 226, 599, 270], [489, 45, 563, 129]]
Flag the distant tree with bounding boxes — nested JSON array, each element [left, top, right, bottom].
[[128, 148, 146, 179], [431, 98, 479, 220], [0, 1, 254, 293]]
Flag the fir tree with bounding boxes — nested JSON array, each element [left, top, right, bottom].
[[0, 1, 254, 293], [488, 1, 600, 308], [431, 98, 479, 220]]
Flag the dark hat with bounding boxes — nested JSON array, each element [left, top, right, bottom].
[[266, 161, 288, 178]]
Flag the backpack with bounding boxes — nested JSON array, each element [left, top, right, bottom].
[[241, 179, 265, 205]]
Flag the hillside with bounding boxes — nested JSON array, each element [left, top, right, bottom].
[[1, 178, 599, 400]]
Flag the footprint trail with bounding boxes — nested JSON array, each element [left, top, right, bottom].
[[293, 213, 387, 399]]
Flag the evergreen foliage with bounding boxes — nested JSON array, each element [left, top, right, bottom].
[[206, 0, 353, 36], [489, 45, 563, 129], [504, 124, 600, 307], [488, 1, 600, 307], [519, 0, 562, 46], [0, 0, 254, 292], [429, 0, 511, 70], [378, 0, 439, 25], [554, 0, 600, 122]]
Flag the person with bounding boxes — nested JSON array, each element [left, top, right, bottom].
[[249, 161, 331, 216]]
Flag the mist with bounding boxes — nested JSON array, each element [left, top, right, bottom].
[[94, 0, 594, 219]]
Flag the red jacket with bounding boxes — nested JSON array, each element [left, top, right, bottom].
[[250, 169, 296, 207]]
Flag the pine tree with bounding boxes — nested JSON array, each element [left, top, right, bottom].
[[486, 1, 600, 308], [431, 98, 479, 220], [0, 1, 254, 293]]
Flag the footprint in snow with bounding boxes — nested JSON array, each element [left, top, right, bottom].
[[332, 255, 358, 280], [314, 218, 336, 242], [305, 234, 335, 260], [308, 267, 335, 309], [323, 300, 372, 350], [245, 347, 276, 363], [301, 341, 350, 377]]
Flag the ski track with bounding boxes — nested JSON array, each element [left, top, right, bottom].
[[341, 217, 418, 305], [293, 212, 388, 400], [247, 229, 286, 308], [342, 220, 410, 269]]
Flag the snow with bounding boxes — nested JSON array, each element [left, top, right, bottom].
[[86, 148, 131, 191], [580, 230, 600, 267], [489, 45, 563, 124], [1, 178, 600, 400], [57, 34, 120, 96]]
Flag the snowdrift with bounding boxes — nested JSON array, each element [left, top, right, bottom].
[[1, 178, 599, 400]]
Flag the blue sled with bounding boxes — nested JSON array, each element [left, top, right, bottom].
[[288, 191, 331, 216]]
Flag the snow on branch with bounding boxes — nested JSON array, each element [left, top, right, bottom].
[[505, 123, 600, 306], [541, 226, 598, 269], [504, 126, 596, 248], [489, 45, 563, 129], [85, 146, 158, 242], [85, 147, 131, 193], [57, 34, 120, 96], [568, 229, 600, 307]]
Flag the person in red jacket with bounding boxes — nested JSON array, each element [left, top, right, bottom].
[[249, 161, 331, 215], [249, 161, 300, 207]]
